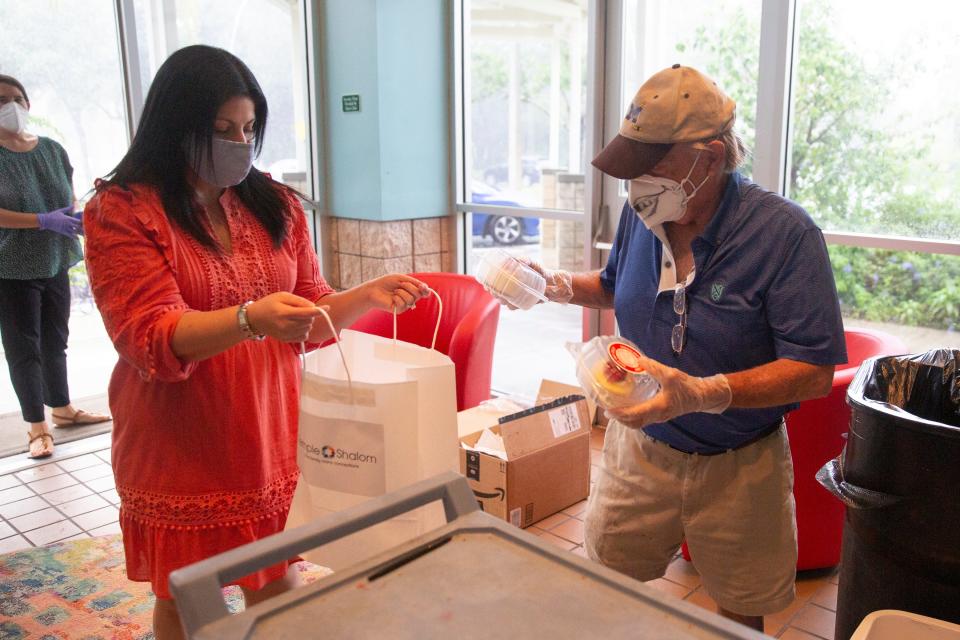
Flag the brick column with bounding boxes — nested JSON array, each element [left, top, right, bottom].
[[541, 172, 586, 272]]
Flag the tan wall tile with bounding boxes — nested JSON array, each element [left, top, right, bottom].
[[413, 218, 441, 254], [360, 256, 387, 280], [384, 220, 413, 257], [327, 250, 341, 289], [440, 217, 453, 252], [441, 251, 455, 272], [328, 217, 339, 252], [361, 220, 412, 258], [338, 218, 360, 254], [359, 220, 385, 257], [385, 255, 414, 274], [414, 252, 441, 273], [339, 253, 362, 289]]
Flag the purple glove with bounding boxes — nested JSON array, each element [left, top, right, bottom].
[[37, 206, 82, 238]]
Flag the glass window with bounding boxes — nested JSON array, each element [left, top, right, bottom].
[[129, 0, 314, 195], [463, 1, 589, 399], [790, 0, 960, 241], [0, 1, 129, 197], [466, 0, 589, 210], [0, 0, 127, 413], [620, 0, 762, 178], [831, 246, 960, 350], [471, 227, 585, 399], [793, 0, 960, 350]]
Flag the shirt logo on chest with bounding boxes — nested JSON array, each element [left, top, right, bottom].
[[710, 282, 725, 302]]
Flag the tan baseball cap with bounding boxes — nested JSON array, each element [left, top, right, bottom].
[[592, 64, 736, 179]]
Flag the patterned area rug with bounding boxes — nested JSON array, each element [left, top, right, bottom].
[[0, 534, 332, 639]]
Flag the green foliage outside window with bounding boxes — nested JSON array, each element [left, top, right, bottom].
[[679, 0, 960, 330]]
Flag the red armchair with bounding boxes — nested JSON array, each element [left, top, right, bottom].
[[682, 327, 907, 570], [348, 272, 500, 411]]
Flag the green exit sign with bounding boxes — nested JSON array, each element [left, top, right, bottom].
[[342, 94, 361, 112]]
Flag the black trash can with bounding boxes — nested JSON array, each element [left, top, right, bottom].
[[817, 349, 960, 640]]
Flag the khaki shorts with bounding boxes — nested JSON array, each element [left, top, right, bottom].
[[584, 419, 798, 617]]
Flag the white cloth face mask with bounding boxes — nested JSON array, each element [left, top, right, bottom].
[[0, 102, 29, 134], [628, 150, 710, 229]]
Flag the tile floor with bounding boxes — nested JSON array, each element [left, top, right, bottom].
[[0, 435, 119, 556], [0, 428, 839, 639]]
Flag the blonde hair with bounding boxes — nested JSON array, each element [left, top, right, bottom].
[[698, 124, 749, 173], [718, 127, 749, 173]]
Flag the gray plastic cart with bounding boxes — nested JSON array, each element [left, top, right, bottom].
[[170, 472, 768, 639]]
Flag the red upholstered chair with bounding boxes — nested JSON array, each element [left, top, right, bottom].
[[348, 272, 500, 411], [682, 327, 907, 570]]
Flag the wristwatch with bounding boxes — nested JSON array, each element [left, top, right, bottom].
[[237, 300, 266, 341]]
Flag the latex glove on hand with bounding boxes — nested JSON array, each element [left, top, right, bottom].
[[487, 258, 574, 308], [37, 206, 82, 238], [605, 354, 732, 429]]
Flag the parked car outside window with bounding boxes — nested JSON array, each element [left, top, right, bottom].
[[470, 182, 540, 245]]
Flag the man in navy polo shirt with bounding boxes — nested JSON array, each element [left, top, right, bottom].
[[501, 65, 847, 630]]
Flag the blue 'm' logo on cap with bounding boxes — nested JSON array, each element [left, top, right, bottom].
[[625, 102, 643, 123]]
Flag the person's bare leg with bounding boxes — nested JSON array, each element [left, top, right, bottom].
[[153, 597, 186, 640], [718, 607, 764, 632], [241, 564, 304, 607], [27, 420, 54, 457]]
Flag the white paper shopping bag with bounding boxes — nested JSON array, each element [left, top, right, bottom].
[[287, 323, 459, 570]]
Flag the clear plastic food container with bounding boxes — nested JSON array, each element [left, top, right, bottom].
[[474, 249, 547, 310], [567, 335, 660, 410]]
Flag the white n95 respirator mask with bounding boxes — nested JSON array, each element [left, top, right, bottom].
[[0, 102, 29, 134], [628, 151, 709, 229]]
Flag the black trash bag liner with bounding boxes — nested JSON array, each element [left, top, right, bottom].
[[863, 348, 960, 427], [822, 349, 960, 639]]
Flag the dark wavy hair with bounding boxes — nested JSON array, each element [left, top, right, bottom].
[[0, 74, 30, 106], [103, 45, 291, 248]]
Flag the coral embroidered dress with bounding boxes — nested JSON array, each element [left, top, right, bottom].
[[84, 183, 331, 598]]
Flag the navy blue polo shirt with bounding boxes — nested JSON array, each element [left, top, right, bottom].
[[600, 172, 847, 454]]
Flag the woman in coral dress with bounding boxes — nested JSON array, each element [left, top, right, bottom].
[[84, 45, 428, 639]]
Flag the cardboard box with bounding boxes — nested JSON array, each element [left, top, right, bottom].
[[537, 379, 597, 424], [459, 395, 591, 528]]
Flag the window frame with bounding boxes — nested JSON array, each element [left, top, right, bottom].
[[114, 0, 326, 256], [759, 0, 960, 257], [453, 0, 609, 339]]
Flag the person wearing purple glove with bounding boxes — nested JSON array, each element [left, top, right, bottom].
[[0, 74, 109, 460], [37, 205, 84, 237]]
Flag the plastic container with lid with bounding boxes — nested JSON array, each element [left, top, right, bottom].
[[474, 249, 547, 310], [567, 335, 660, 410]]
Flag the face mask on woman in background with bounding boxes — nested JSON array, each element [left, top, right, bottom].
[[0, 101, 29, 135]]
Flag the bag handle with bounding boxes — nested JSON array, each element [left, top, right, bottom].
[[300, 306, 352, 390], [393, 287, 443, 350]]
